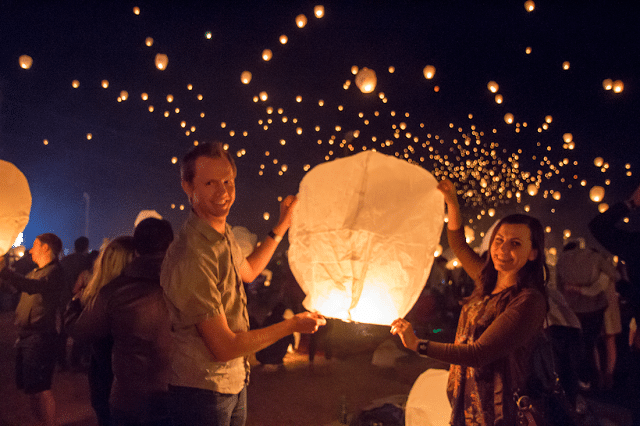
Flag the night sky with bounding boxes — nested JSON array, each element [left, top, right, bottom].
[[1, 0, 639, 255]]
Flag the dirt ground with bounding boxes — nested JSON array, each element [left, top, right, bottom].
[[0, 311, 634, 426]]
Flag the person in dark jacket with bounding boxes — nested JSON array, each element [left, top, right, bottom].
[[0, 233, 64, 426], [69, 218, 175, 425]]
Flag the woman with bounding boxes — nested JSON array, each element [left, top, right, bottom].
[[66, 236, 136, 426], [391, 179, 548, 425]]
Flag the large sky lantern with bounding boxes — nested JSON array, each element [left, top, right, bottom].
[[504, 113, 514, 124], [19, 54, 33, 69], [314, 5, 325, 18], [0, 160, 31, 256], [355, 67, 377, 93], [602, 79, 613, 90], [240, 71, 252, 84], [598, 203, 609, 213], [295, 14, 308, 28], [527, 183, 538, 196], [261, 49, 273, 61], [524, 1, 535, 12], [423, 65, 436, 80], [589, 185, 605, 202], [612, 80, 624, 93], [487, 81, 499, 93], [594, 157, 604, 167], [154, 53, 168, 70], [145, 37, 154, 47], [288, 151, 444, 326]]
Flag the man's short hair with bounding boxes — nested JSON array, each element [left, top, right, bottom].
[[37, 233, 63, 258], [133, 218, 174, 255], [74, 236, 89, 253], [181, 142, 237, 184]]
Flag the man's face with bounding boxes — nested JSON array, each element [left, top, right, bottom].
[[29, 238, 49, 266], [182, 156, 236, 223]]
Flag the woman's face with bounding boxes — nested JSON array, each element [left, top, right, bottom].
[[490, 223, 538, 274]]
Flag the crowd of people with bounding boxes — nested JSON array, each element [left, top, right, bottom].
[[1, 141, 639, 426]]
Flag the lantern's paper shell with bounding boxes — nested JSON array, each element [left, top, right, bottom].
[[405, 368, 451, 426], [0, 160, 31, 256], [289, 151, 444, 325]]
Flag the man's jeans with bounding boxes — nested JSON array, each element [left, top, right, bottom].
[[169, 385, 247, 426]]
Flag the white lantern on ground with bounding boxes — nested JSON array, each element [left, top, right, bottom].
[[289, 151, 444, 325], [0, 161, 31, 256], [405, 368, 452, 426]]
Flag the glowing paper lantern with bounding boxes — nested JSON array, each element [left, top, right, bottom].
[[602, 79, 613, 90], [563, 133, 573, 142], [527, 184, 538, 196], [296, 14, 308, 28], [495, 94, 503, 104], [101, 80, 109, 89], [289, 151, 444, 325], [487, 81, 499, 93], [19, 55, 33, 69], [423, 65, 436, 79], [504, 113, 514, 124], [314, 5, 325, 18], [72, 80, 80, 88], [355, 67, 377, 93], [612, 80, 624, 93], [279, 35, 288, 44], [145, 37, 154, 47], [0, 160, 32, 256], [262, 49, 273, 61], [120, 90, 128, 101], [155, 53, 168, 70], [598, 203, 609, 213], [589, 186, 605, 202], [405, 369, 451, 426], [241, 71, 252, 84], [562, 61, 570, 70], [594, 157, 604, 167], [524, 1, 535, 12]]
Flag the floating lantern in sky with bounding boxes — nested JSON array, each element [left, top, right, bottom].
[[120, 90, 128, 101], [527, 183, 538, 196], [487, 81, 499, 93], [598, 203, 609, 213], [133, 6, 140, 15], [155, 53, 168, 70], [279, 35, 288, 44], [423, 65, 436, 79], [562, 61, 570, 70], [563, 133, 573, 142], [86, 133, 92, 140], [205, 31, 212, 39], [594, 157, 604, 167], [166, 94, 174, 103], [355, 67, 377, 93], [72, 80, 80, 88], [495, 94, 503, 104], [552, 191, 561, 200], [263, 212, 270, 221], [0, 160, 31, 256], [524, 1, 535, 12], [19, 55, 33, 69], [262, 49, 272, 61], [525, 46, 532, 54], [589, 186, 605, 202], [612, 80, 624, 93], [289, 151, 444, 325], [563, 229, 571, 239], [296, 14, 308, 28], [259, 91, 268, 101], [314, 5, 325, 18], [141, 92, 148, 100], [504, 113, 514, 124], [145, 37, 153, 47], [101, 80, 109, 89], [602, 79, 613, 90], [545, 115, 553, 123], [351, 65, 359, 75], [241, 71, 252, 84]]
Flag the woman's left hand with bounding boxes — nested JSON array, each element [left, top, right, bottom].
[[390, 318, 419, 352]]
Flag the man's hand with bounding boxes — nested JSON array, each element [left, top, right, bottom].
[[291, 311, 326, 334], [274, 195, 298, 235]]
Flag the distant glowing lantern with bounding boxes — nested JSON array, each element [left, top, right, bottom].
[[355, 67, 377, 94], [259, 91, 268, 101], [563, 229, 571, 239], [314, 5, 325, 18], [527, 184, 538, 196], [133, 6, 140, 15], [279, 35, 288, 44], [562, 61, 570, 70], [598, 203, 609, 213], [525, 46, 532, 54], [504, 113, 514, 124], [545, 115, 553, 123], [145, 37, 154, 47], [120, 90, 128, 101], [262, 49, 273, 61], [19, 55, 33, 69], [612, 80, 624, 93], [0, 160, 32, 256], [552, 191, 561, 200], [241, 71, 252, 84], [86, 133, 92, 140], [72, 80, 80, 88], [423, 65, 436, 80], [488, 208, 496, 217], [166, 94, 174, 103], [296, 14, 308, 28], [589, 186, 605, 202], [495, 94, 503, 104], [594, 157, 604, 167], [101, 80, 109, 89], [388, 66, 395, 73], [263, 212, 270, 220], [289, 151, 444, 325], [563, 133, 573, 142], [545, 226, 551, 233], [602, 79, 613, 90], [524, 1, 535, 12], [171, 157, 178, 164], [464, 226, 475, 244], [205, 31, 212, 39], [141, 92, 148, 100], [487, 81, 499, 93], [155, 53, 168, 70]]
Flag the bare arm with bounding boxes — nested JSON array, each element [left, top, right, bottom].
[[196, 309, 325, 362], [240, 195, 297, 283]]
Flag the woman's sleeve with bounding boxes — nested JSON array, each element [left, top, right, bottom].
[[447, 227, 484, 282], [422, 290, 546, 368]]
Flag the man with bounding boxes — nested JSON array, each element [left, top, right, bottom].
[[69, 218, 174, 425], [0, 233, 64, 426], [161, 142, 325, 426]]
